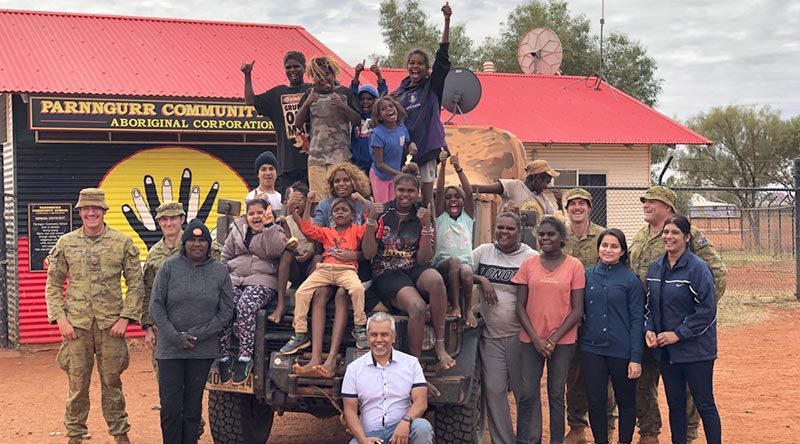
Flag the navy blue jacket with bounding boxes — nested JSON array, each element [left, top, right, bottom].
[[644, 251, 717, 363], [581, 262, 645, 363]]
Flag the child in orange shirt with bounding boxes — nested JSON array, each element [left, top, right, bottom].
[[279, 190, 368, 357]]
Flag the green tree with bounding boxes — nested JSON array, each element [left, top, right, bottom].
[[375, 0, 476, 70], [474, 0, 662, 105]]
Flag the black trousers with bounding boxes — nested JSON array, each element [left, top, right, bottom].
[[157, 358, 214, 444], [580, 351, 637, 444], [660, 359, 722, 444]]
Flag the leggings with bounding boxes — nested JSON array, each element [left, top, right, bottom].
[[660, 359, 722, 444], [219, 285, 275, 359], [580, 351, 637, 444]]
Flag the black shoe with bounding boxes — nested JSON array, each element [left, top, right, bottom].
[[232, 359, 254, 385], [217, 358, 233, 383], [352, 326, 368, 349]]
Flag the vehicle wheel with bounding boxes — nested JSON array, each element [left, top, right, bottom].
[[208, 390, 274, 444], [434, 364, 481, 443]]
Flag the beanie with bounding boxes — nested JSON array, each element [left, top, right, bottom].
[[181, 219, 213, 247], [254, 151, 278, 175], [357, 84, 379, 99]]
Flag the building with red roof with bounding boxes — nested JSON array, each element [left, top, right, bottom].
[[0, 9, 708, 346]]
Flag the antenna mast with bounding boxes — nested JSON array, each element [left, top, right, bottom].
[[598, 0, 606, 85]]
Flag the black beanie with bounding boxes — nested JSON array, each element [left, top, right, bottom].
[[284, 51, 306, 67], [254, 151, 278, 174], [182, 219, 212, 247]]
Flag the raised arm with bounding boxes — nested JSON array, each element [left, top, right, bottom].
[[435, 149, 448, 217], [362, 200, 383, 260], [472, 181, 504, 195], [416, 203, 435, 264], [451, 153, 474, 217], [441, 2, 451, 44], [241, 60, 256, 106]]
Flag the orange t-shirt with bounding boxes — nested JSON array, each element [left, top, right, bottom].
[[512, 255, 586, 345]]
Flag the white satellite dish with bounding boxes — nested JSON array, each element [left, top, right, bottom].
[[517, 27, 563, 75]]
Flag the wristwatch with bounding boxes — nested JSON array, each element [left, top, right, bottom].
[[402, 415, 414, 424]]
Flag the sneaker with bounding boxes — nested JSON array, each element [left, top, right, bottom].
[[280, 334, 310, 355], [114, 433, 131, 444], [352, 326, 368, 349], [232, 359, 254, 385], [217, 358, 233, 383]]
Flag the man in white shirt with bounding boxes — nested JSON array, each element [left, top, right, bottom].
[[473, 159, 563, 221], [342, 312, 433, 444]]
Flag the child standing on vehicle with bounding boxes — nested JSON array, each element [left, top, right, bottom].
[[280, 191, 369, 355], [369, 95, 417, 203], [350, 60, 388, 175], [295, 56, 361, 198], [434, 151, 477, 328], [219, 198, 287, 385], [393, 1, 452, 207]]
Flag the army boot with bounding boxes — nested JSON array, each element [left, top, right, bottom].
[[564, 426, 588, 444]]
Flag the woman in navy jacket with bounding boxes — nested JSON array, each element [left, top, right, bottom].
[[644, 215, 721, 444], [581, 228, 643, 444]]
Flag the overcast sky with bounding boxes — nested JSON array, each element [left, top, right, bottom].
[[3, 0, 798, 121]]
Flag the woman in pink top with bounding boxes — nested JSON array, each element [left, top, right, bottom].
[[513, 215, 585, 444]]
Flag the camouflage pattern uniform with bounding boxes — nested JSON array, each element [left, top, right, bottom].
[[562, 188, 617, 439], [46, 190, 144, 440], [630, 186, 728, 441]]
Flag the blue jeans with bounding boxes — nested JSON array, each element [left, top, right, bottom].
[[349, 418, 434, 444]]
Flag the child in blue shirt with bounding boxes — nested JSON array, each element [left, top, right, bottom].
[[434, 151, 477, 328], [369, 95, 417, 203], [350, 60, 388, 175]]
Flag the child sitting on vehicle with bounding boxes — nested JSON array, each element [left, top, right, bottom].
[[434, 151, 477, 328], [369, 95, 417, 203], [280, 190, 369, 356], [295, 56, 361, 199], [275, 181, 316, 324], [350, 59, 388, 175], [219, 198, 287, 385]]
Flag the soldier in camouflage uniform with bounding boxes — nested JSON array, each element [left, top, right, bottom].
[[629, 186, 727, 444], [561, 188, 616, 444], [45, 188, 144, 444]]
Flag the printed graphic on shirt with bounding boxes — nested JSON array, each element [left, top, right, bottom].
[[476, 264, 520, 285], [280, 93, 307, 152]]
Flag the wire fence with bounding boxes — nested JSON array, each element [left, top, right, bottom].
[[556, 185, 797, 303]]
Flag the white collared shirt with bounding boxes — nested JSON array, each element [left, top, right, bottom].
[[341, 348, 426, 432]]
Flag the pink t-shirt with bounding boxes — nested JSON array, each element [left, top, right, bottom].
[[512, 255, 585, 345]]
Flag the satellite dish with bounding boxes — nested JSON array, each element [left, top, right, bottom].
[[518, 27, 563, 75], [442, 68, 482, 118]]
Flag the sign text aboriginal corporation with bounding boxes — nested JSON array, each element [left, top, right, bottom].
[[29, 97, 275, 134]]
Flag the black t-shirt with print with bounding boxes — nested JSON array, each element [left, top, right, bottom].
[[253, 83, 312, 174]]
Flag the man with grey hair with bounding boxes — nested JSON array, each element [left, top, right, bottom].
[[342, 312, 433, 444]]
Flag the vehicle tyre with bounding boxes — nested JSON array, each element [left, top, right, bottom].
[[208, 390, 274, 444], [434, 364, 482, 443]]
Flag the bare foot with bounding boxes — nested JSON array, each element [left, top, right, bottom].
[[447, 305, 462, 319], [436, 348, 456, 371], [465, 311, 478, 329], [316, 360, 337, 379], [292, 361, 320, 376]]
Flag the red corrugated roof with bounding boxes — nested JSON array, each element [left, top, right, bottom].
[[0, 9, 707, 145], [379, 69, 711, 145], [0, 9, 353, 98]]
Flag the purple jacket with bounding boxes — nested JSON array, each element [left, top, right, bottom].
[[221, 218, 286, 289]]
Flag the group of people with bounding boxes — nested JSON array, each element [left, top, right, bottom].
[[43, 2, 727, 443]]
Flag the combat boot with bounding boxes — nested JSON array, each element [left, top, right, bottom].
[[67, 437, 82, 444], [637, 435, 660, 444], [564, 426, 588, 444], [114, 433, 131, 444]]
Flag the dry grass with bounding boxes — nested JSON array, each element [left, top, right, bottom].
[[718, 290, 797, 327]]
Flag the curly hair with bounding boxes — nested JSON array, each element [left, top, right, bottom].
[[371, 96, 407, 126], [306, 55, 341, 82], [326, 162, 372, 198]]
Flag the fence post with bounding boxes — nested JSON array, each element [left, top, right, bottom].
[[795, 157, 800, 301]]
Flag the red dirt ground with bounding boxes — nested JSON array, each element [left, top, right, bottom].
[[1, 307, 798, 443]]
